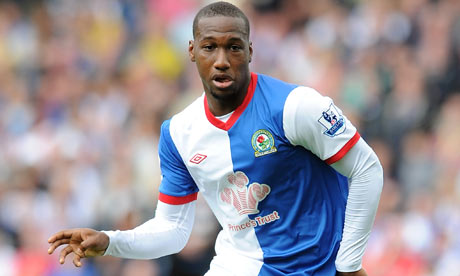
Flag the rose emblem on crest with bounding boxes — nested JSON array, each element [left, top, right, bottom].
[[251, 129, 277, 157]]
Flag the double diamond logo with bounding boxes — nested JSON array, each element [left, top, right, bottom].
[[190, 153, 207, 164]]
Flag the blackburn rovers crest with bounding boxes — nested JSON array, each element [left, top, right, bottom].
[[318, 103, 346, 137], [251, 129, 277, 157]]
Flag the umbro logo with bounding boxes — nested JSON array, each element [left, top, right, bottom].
[[190, 153, 207, 164]]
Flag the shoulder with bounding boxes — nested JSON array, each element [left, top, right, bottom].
[[164, 94, 205, 135], [256, 73, 299, 96], [255, 74, 326, 109], [252, 73, 300, 116], [159, 95, 205, 158], [254, 74, 329, 116], [283, 85, 338, 131], [285, 86, 328, 109]]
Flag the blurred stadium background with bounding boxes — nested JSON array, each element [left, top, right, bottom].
[[0, 0, 459, 275]]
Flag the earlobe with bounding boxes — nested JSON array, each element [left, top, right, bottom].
[[189, 40, 196, 62], [249, 42, 253, 63]]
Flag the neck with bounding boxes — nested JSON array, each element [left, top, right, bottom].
[[205, 74, 251, 116]]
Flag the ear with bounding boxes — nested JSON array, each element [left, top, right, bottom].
[[248, 41, 253, 63], [189, 40, 196, 62]]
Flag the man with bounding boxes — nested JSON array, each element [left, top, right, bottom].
[[48, 2, 383, 275]]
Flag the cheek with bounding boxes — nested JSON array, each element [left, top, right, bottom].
[[196, 54, 213, 69], [195, 59, 209, 78], [235, 59, 250, 71]]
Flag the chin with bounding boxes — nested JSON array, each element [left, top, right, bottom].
[[209, 88, 237, 101]]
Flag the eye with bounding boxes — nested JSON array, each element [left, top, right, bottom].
[[230, 45, 242, 51], [202, 45, 214, 51]]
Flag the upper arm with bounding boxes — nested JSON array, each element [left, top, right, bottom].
[[158, 120, 199, 204], [283, 87, 360, 164], [330, 137, 382, 179]]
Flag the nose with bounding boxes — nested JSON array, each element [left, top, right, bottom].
[[214, 48, 230, 70]]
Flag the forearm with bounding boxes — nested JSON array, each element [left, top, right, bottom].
[[102, 201, 195, 259], [331, 138, 383, 272]]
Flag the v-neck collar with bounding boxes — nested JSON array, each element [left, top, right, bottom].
[[204, 72, 258, 131]]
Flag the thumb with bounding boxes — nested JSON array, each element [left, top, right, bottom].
[[81, 232, 109, 257], [80, 235, 96, 250]]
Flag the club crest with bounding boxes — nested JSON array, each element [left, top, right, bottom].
[[251, 129, 277, 157], [318, 104, 346, 137]]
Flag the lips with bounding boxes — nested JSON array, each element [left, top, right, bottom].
[[212, 74, 234, 89]]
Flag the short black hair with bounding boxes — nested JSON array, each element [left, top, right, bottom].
[[192, 1, 250, 39]]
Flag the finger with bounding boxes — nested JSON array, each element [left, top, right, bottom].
[[48, 229, 75, 243], [73, 253, 83, 267], [48, 238, 71, 254], [75, 246, 85, 258], [58, 245, 74, 264]]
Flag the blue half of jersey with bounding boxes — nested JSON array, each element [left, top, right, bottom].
[[227, 74, 348, 275]]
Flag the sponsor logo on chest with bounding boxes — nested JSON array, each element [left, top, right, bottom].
[[220, 171, 280, 232]]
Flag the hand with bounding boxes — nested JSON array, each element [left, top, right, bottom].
[[48, 228, 109, 267], [337, 268, 368, 276]]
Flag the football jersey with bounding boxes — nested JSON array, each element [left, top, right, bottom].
[[158, 73, 360, 275]]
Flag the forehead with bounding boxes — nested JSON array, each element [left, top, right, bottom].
[[195, 16, 248, 41]]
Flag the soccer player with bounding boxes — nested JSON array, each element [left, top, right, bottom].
[[48, 2, 383, 275]]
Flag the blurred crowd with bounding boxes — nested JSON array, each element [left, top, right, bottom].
[[0, 0, 459, 275]]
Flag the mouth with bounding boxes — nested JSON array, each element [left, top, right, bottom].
[[212, 74, 234, 89]]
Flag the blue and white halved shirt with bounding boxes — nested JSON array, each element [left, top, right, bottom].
[[158, 72, 360, 275]]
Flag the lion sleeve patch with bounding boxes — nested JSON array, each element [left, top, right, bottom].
[[317, 103, 346, 137]]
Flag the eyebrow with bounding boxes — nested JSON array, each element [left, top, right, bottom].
[[200, 36, 245, 42]]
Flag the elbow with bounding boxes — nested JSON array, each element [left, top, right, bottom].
[[371, 158, 384, 203], [369, 150, 384, 193], [171, 226, 193, 254], [376, 159, 384, 192]]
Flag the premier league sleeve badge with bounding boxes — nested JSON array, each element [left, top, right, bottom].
[[317, 104, 346, 137]]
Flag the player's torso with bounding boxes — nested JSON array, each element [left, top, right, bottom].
[[169, 74, 347, 275]]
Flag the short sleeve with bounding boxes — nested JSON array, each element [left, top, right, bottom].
[[283, 87, 360, 164], [158, 120, 198, 204]]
